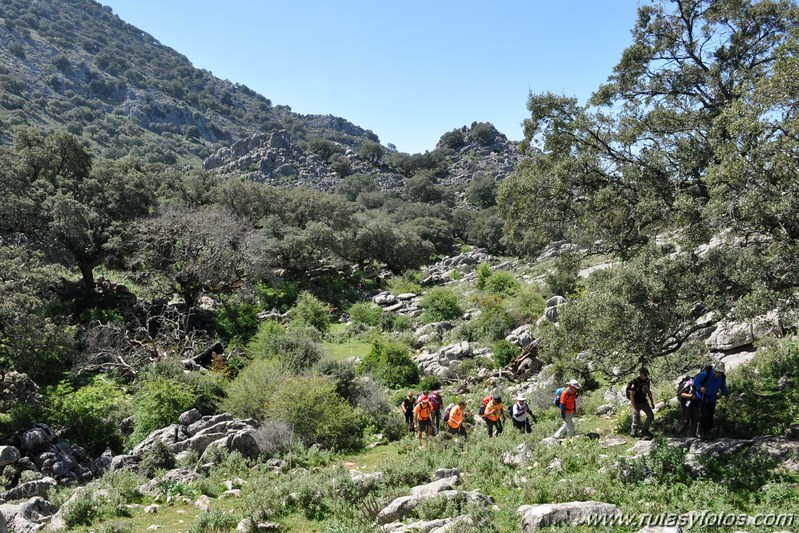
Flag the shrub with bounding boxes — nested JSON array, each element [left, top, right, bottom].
[[492, 340, 518, 368], [475, 263, 492, 290], [138, 439, 176, 479], [387, 273, 422, 296], [348, 302, 382, 327], [421, 288, 463, 323], [265, 375, 363, 451], [359, 338, 419, 388], [187, 509, 238, 533], [252, 421, 293, 458], [130, 377, 196, 446], [216, 300, 259, 341], [262, 330, 325, 372], [224, 359, 292, 420], [317, 358, 357, 401], [545, 254, 580, 297], [289, 291, 330, 333], [439, 129, 465, 150], [483, 271, 518, 295], [391, 314, 414, 332], [352, 377, 406, 441], [256, 281, 301, 312], [418, 374, 441, 392], [246, 320, 286, 356], [47, 378, 126, 455]]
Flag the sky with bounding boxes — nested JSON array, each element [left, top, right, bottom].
[[100, 1, 640, 154]]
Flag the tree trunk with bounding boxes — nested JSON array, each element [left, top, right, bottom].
[[78, 259, 96, 295]]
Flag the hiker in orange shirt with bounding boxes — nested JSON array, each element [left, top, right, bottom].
[[445, 400, 468, 440], [414, 394, 434, 446]]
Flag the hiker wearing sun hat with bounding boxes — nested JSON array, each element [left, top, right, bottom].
[[510, 396, 536, 433], [694, 361, 729, 439], [554, 379, 580, 438]]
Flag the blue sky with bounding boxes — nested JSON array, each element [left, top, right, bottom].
[[101, 1, 640, 154]]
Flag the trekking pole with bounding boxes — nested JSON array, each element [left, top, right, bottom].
[[719, 395, 729, 437]]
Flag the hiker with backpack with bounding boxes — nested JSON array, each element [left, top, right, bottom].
[[510, 397, 537, 433], [414, 393, 435, 446], [429, 390, 443, 435], [553, 380, 580, 438], [482, 394, 506, 437], [402, 391, 416, 432], [445, 400, 468, 440], [677, 374, 700, 437], [694, 361, 729, 439], [628, 367, 655, 439]]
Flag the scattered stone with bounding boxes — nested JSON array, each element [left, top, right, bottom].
[[518, 501, 621, 530], [0, 497, 57, 533], [599, 438, 628, 448], [409, 476, 459, 498], [20, 425, 56, 451], [546, 459, 563, 474], [144, 504, 159, 514], [195, 494, 212, 512], [434, 468, 460, 480], [220, 489, 242, 499], [178, 408, 203, 426], [146, 526, 164, 531], [540, 437, 560, 448], [635, 527, 681, 533]]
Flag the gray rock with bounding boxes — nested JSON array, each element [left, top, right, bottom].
[[91, 449, 113, 477], [1, 477, 56, 502], [636, 527, 681, 533], [20, 425, 55, 451], [179, 408, 203, 426], [0, 447, 20, 468], [546, 459, 563, 474], [518, 501, 621, 530], [110, 454, 140, 471], [409, 476, 459, 498], [139, 469, 200, 497], [434, 468, 460, 480], [594, 404, 617, 416], [0, 497, 57, 533], [195, 494, 212, 512], [599, 438, 628, 448], [0, 509, 6, 533]]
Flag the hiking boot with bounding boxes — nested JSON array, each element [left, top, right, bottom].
[[641, 429, 654, 439]]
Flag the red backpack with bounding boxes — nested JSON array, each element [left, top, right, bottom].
[[478, 395, 492, 417]]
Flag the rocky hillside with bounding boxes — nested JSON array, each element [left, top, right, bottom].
[[0, 0, 379, 165], [203, 121, 525, 192]]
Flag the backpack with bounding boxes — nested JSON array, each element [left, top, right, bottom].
[[677, 376, 693, 399], [478, 395, 492, 417], [417, 401, 432, 420], [553, 387, 565, 408], [430, 393, 443, 410], [442, 402, 455, 422], [625, 380, 635, 400]]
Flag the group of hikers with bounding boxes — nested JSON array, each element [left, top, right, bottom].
[[401, 389, 539, 445], [402, 361, 729, 444]]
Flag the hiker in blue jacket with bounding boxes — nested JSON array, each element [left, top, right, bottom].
[[694, 361, 729, 439]]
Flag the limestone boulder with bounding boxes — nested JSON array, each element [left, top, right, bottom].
[[518, 501, 621, 530]]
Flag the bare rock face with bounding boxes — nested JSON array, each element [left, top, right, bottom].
[[120, 411, 261, 471], [0, 372, 44, 413], [0, 497, 57, 533]]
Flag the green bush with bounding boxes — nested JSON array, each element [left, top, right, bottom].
[[391, 314, 414, 332], [421, 287, 463, 323], [387, 273, 422, 296], [289, 291, 330, 333], [138, 439, 176, 479], [483, 271, 518, 295], [256, 281, 301, 312], [265, 374, 363, 451], [216, 300, 259, 341], [257, 330, 325, 372], [187, 509, 238, 533], [545, 254, 580, 297], [348, 302, 382, 327], [492, 340, 518, 368], [130, 376, 196, 446], [359, 337, 419, 388], [418, 374, 441, 392], [224, 359, 292, 420], [47, 378, 126, 455], [475, 263, 492, 290], [246, 320, 286, 356], [459, 295, 514, 342]]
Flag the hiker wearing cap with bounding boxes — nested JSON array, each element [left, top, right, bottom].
[[511, 397, 536, 433], [628, 367, 655, 439], [446, 400, 469, 440], [694, 361, 729, 439], [402, 391, 416, 432], [483, 394, 506, 437], [554, 380, 580, 438], [414, 393, 434, 445]]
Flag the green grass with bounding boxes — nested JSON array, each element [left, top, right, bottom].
[[323, 340, 373, 362]]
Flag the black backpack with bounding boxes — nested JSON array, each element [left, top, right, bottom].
[[625, 380, 635, 400]]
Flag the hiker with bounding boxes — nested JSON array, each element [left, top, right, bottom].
[[694, 361, 729, 439], [554, 380, 580, 438], [430, 390, 443, 435], [402, 391, 416, 432], [677, 374, 700, 437], [446, 400, 468, 440], [483, 394, 506, 437], [414, 393, 434, 445], [510, 397, 536, 433], [628, 367, 655, 439]]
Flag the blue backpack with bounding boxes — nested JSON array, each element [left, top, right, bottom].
[[553, 387, 565, 408]]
